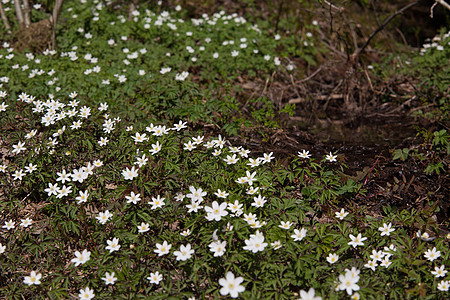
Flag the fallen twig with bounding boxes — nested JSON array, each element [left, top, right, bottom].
[[296, 66, 323, 84]]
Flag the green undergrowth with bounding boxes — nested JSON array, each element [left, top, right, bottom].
[[0, 0, 324, 135], [0, 1, 449, 300], [374, 28, 450, 121], [0, 90, 448, 299]]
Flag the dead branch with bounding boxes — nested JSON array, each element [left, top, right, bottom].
[[431, 0, 450, 17], [322, 0, 344, 12], [0, 2, 11, 31], [356, 1, 420, 59], [435, 0, 450, 10], [296, 66, 323, 84]]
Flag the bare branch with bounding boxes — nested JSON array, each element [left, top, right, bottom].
[[51, 0, 64, 50], [357, 1, 420, 58], [431, 0, 450, 17], [322, 0, 344, 12], [22, 0, 31, 27], [14, 0, 25, 28], [0, 2, 11, 31], [435, 0, 450, 10]]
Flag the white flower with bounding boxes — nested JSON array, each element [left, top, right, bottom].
[[416, 230, 436, 241], [125, 192, 141, 204], [78, 286, 95, 300], [192, 136, 204, 145], [23, 271, 42, 285], [214, 189, 229, 198], [369, 249, 384, 262], [224, 154, 239, 164], [160, 67, 171, 74], [209, 240, 226, 257], [98, 102, 108, 111], [2, 220, 15, 230], [174, 193, 185, 202], [244, 171, 257, 185], [148, 195, 165, 210], [25, 129, 37, 139], [20, 218, 33, 228], [205, 201, 228, 221], [98, 137, 109, 146], [325, 152, 337, 162], [101, 272, 117, 285], [243, 230, 267, 253], [75, 190, 89, 204], [154, 241, 172, 256], [186, 186, 207, 203], [261, 152, 275, 163], [437, 280, 449, 291], [147, 271, 163, 284], [243, 213, 257, 224], [0, 102, 8, 112], [298, 150, 311, 159], [279, 221, 292, 230], [364, 259, 378, 271], [431, 265, 448, 278], [383, 244, 397, 258], [174, 244, 194, 261], [348, 233, 367, 248], [251, 194, 266, 208], [271, 240, 282, 250], [44, 183, 59, 196], [184, 141, 197, 151], [298, 288, 322, 300], [186, 200, 203, 213], [291, 228, 307, 241], [135, 154, 148, 167], [56, 185, 72, 198], [175, 71, 189, 81], [172, 120, 187, 131], [380, 257, 392, 268], [338, 269, 360, 295], [228, 200, 243, 214], [137, 222, 150, 233], [132, 132, 148, 143], [96, 210, 112, 224], [379, 223, 395, 236], [71, 120, 82, 129], [12, 141, 26, 154], [247, 158, 260, 168], [246, 186, 259, 195], [105, 238, 121, 253], [24, 163, 37, 173], [122, 166, 139, 180], [0, 243, 5, 254], [424, 247, 441, 262], [71, 249, 91, 266], [180, 229, 191, 236], [147, 141, 162, 155], [219, 272, 245, 298], [12, 169, 26, 180], [326, 253, 339, 264]]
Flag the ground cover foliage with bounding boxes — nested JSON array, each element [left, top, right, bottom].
[[0, 0, 449, 299]]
